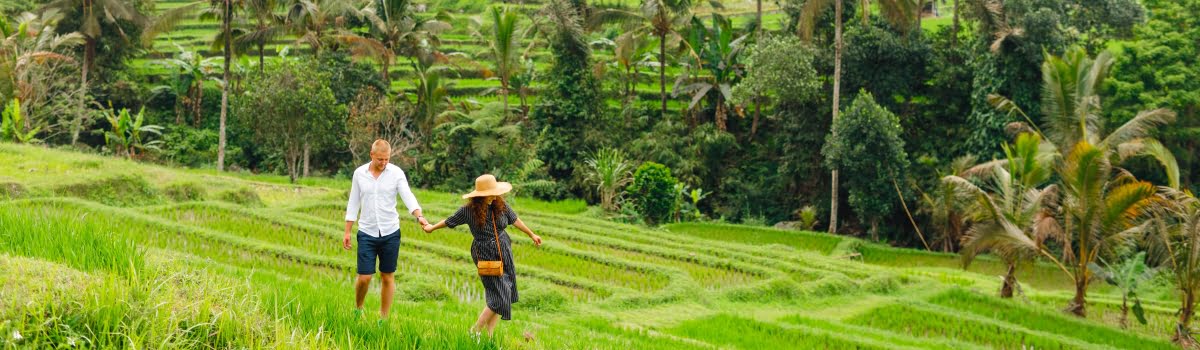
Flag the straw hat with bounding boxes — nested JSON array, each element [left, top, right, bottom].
[[462, 174, 513, 199]]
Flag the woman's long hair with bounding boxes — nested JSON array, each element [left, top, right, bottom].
[[468, 196, 506, 226]]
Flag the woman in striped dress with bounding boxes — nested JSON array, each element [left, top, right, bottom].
[[423, 174, 543, 337]]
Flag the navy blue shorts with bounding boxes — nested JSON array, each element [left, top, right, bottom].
[[356, 230, 400, 275]]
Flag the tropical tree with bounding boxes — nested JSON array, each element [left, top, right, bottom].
[[1146, 190, 1200, 346], [410, 62, 453, 140], [352, 0, 452, 86], [676, 14, 747, 130], [236, 58, 342, 183], [41, 0, 147, 87], [238, 0, 286, 72], [284, 0, 359, 55], [609, 29, 654, 104], [585, 147, 633, 211], [0, 11, 85, 143], [162, 43, 219, 126], [949, 133, 1067, 298], [989, 47, 1179, 316], [731, 34, 820, 139], [822, 91, 910, 239], [590, 0, 703, 119], [476, 5, 522, 119], [918, 155, 977, 252]]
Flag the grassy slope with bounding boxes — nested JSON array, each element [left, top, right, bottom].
[[0, 142, 1184, 348]]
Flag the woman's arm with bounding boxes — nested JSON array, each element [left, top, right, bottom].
[[512, 218, 542, 247], [423, 220, 447, 233]]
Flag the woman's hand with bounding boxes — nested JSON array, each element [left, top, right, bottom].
[[530, 234, 542, 247]]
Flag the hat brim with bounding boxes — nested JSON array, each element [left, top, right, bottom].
[[462, 182, 513, 199]]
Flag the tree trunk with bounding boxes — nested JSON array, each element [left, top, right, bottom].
[[1000, 263, 1017, 298], [828, 0, 844, 235], [1176, 289, 1197, 346], [1068, 277, 1089, 317], [302, 141, 311, 178], [217, 0, 232, 172], [1120, 294, 1129, 329], [501, 79, 510, 121], [751, 0, 762, 140], [382, 55, 391, 87], [659, 32, 667, 120], [861, 0, 868, 26], [83, 37, 95, 88], [259, 42, 266, 74], [951, 0, 959, 48]]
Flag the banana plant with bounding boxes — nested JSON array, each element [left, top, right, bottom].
[[98, 105, 164, 159], [1089, 251, 1154, 329], [0, 98, 39, 143]]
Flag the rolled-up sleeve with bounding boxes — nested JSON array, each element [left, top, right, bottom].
[[396, 170, 421, 215], [345, 174, 361, 222], [445, 206, 470, 228]]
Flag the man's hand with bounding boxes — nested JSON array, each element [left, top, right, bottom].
[[343, 233, 353, 250], [418, 216, 430, 226]]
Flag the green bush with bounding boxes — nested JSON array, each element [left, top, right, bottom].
[[57, 174, 161, 206], [0, 182, 27, 200], [217, 187, 263, 207], [163, 182, 207, 202], [517, 288, 567, 312], [399, 277, 451, 302], [626, 162, 677, 225]]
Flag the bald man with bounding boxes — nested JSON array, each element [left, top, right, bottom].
[[343, 139, 429, 320]]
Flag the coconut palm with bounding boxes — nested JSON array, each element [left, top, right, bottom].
[[238, 0, 286, 73], [948, 133, 1070, 298], [585, 148, 633, 211], [351, 0, 452, 87], [477, 5, 522, 119], [987, 47, 1179, 316], [589, 0, 707, 119], [919, 155, 977, 252], [284, 0, 358, 55], [161, 43, 219, 126], [1146, 190, 1200, 346]]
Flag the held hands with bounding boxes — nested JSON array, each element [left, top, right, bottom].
[[423, 224, 434, 233]]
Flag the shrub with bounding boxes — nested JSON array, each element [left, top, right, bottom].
[[57, 174, 161, 206], [0, 182, 27, 200], [400, 276, 451, 302], [163, 182, 207, 202], [626, 162, 677, 225], [517, 288, 567, 312], [217, 187, 262, 207]]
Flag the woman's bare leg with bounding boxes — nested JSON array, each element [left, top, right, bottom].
[[485, 312, 501, 336], [471, 307, 494, 334]]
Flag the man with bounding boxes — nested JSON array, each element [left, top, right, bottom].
[[343, 139, 429, 320]]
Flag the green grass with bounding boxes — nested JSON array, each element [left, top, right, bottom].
[[0, 143, 1185, 348]]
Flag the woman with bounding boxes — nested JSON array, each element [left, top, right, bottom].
[[423, 174, 543, 338]]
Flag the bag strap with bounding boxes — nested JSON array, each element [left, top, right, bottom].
[[489, 208, 503, 262]]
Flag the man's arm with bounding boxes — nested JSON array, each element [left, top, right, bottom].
[[343, 174, 361, 250], [397, 170, 429, 226]]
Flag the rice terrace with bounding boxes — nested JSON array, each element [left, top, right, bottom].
[[3, 0, 1200, 348]]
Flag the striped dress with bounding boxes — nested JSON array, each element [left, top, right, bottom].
[[444, 204, 520, 320]]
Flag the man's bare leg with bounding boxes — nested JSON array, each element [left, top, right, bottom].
[[380, 273, 395, 318], [355, 274, 372, 312]]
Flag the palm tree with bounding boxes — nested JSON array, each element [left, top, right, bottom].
[[162, 43, 219, 126], [1146, 190, 1200, 346], [479, 5, 522, 119], [284, 0, 358, 56], [677, 14, 747, 130], [948, 133, 1070, 298], [919, 155, 977, 252], [352, 0, 452, 87], [239, 0, 286, 73], [41, 0, 146, 88], [988, 46, 1179, 317], [411, 62, 453, 140], [611, 31, 653, 104], [591, 0, 700, 120]]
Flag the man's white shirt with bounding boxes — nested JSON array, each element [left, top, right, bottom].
[[345, 163, 422, 237]]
